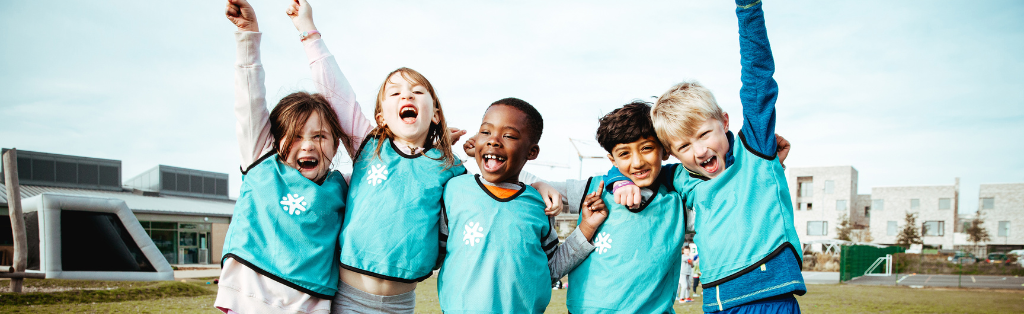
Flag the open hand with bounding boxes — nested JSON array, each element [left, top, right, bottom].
[[579, 181, 608, 241], [447, 127, 467, 145], [226, 0, 258, 32], [531, 181, 564, 216]]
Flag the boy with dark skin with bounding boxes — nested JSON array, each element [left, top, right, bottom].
[[438, 98, 607, 313]]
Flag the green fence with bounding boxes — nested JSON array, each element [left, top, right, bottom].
[[839, 245, 906, 282]]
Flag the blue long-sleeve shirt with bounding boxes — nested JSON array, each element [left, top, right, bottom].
[[604, 1, 804, 312]]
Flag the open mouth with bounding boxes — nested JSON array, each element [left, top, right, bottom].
[[699, 155, 719, 174], [399, 105, 417, 124], [481, 154, 506, 172], [631, 169, 651, 180], [297, 157, 319, 171]]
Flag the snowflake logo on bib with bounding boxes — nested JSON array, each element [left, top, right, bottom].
[[280, 194, 309, 215], [593, 232, 612, 254], [366, 164, 389, 186], [463, 221, 485, 246]]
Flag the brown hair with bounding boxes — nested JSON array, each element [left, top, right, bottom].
[[360, 67, 458, 170], [269, 92, 352, 174]]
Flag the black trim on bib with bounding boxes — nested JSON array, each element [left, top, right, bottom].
[[699, 242, 802, 289], [389, 139, 426, 159], [579, 177, 595, 214], [240, 151, 277, 175], [737, 130, 777, 161], [221, 254, 334, 300], [474, 174, 527, 202], [339, 262, 432, 283]]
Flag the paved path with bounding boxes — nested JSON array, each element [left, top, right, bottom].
[[802, 271, 839, 284], [846, 274, 1024, 289]]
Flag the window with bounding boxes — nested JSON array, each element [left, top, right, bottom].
[[981, 197, 995, 210], [923, 221, 944, 236], [806, 203, 813, 211], [998, 221, 1010, 237], [910, 199, 920, 210], [824, 180, 834, 194], [938, 198, 951, 210], [872, 199, 884, 211], [807, 221, 827, 236], [800, 182, 813, 198], [887, 221, 898, 236], [865, 207, 870, 218], [836, 200, 848, 211]]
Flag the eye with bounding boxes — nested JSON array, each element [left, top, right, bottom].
[[700, 131, 711, 139], [678, 143, 690, 152], [503, 134, 517, 139], [617, 151, 629, 158], [389, 92, 400, 96], [641, 145, 653, 152], [413, 90, 425, 95]]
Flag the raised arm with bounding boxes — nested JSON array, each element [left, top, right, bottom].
[[227, 0, 275, 168], [736, 0, 779, 157], [287, 0, 374, 159]]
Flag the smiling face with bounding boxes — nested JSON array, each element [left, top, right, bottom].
[[664, 113, 731, 179], [376, 71, 440, 149], [475, 105, 539, 184], [607, 136, 667, 188], [280, 113, 337, 182]]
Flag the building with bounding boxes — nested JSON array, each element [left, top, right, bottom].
[[786, 166, 863, 243], [1, 149, 233, 265], [868, 179, 959, 249], [976, 183, 1024, 253]]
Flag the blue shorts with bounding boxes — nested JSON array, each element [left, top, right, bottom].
[[714, 294, 799, 314]]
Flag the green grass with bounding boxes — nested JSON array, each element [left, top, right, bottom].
[[2, 277, 1024, 313]]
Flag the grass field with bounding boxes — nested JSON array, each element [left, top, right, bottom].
[[3, 277, 1024, 313]]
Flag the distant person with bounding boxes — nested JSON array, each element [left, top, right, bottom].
[[217, 0, 353, 313], [692, 251, 701, 297], [679, 246, 694, 303]]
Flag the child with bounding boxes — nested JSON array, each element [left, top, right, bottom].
[[611, 1, 805, 312], [679, 246, 694, 303], [559, 100, 702, 314], [283, 1, 563, 312], [217, 1, 351, 313], [438, 98, 608, 313]]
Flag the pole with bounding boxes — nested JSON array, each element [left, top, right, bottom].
[[3, 148, 27, 293]]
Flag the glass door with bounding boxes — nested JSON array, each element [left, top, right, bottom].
[[179, 229, 198, 264]]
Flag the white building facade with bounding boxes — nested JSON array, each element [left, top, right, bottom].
[[868, 181, 959, 249]]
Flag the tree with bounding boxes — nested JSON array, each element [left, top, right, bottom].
[[965, 212, 991, 254], [895, 212, 923, 249], [836, 213, 852, 241]]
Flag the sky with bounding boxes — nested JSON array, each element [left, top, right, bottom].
[[1, 0, 1022, 214]]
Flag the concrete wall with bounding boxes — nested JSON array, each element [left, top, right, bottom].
[[212, 222, 229, 262], [978, 183, 1024, 247], [870, 184, 958, 249], [786, 166, 858, 244]]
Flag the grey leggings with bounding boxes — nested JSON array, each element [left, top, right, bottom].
[[331, 280, 416, 314]]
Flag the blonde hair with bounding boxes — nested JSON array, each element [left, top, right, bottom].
[[651, 81, 725, 148], [360, 67, 458, 170]]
